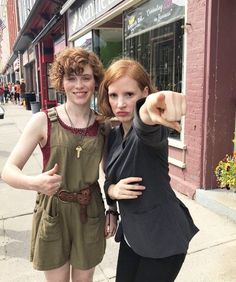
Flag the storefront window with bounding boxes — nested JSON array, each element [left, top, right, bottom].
[[150, 20, 183, 92], [74, 29, 122, 111], [74, 32, 93, 50], [124, 32, 151, 72], [47, 63, 56, 101], [124, 0, 185, 140], [92, 29, 122, 111], [95, 29, 122, 68], [124, 19, 184, 139]]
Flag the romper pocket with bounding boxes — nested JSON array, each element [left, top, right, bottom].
[[39, 209, 61, 242], [84, 216, 105, 244]]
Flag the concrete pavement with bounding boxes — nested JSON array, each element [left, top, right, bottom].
[[0, 103, 236, 282]]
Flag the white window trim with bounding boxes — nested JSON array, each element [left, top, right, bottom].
[[168, 133, 187, 168], [168, 137, 186, 150], [168, 157, 186, 168]]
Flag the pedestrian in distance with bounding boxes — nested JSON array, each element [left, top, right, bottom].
[[98, 58, 199, 282], [4, 84, 10, 103], [20, 79, 26, 105], [2, 47, 117, 282], [0, 82, 5, 104], [14, 80, 20, 104], [10, 82, 15, 102]]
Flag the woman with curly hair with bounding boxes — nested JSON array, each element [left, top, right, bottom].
[[2, 47, 117, 282]]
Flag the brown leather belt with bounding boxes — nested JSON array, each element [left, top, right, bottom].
[[56, 182, 99, 224]]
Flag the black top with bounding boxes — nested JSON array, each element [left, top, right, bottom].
[[104, 98, 199, 258]]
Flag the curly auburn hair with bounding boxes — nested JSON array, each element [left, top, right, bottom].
[[98, 58, 156, 119], [49, 47, 104, 91]]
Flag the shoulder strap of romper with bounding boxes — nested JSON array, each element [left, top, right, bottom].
[[47, 107, 58, 122]]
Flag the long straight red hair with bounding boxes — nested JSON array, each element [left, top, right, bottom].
[[98, 58, 156, 119]]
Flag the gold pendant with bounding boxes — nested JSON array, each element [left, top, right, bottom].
[[76, 146, 82, 158]]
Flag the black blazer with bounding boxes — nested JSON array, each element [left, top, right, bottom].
[[104, 98, 199, 258]]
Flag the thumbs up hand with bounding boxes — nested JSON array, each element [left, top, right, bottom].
[[32, 163, 62, 196], [47, 163, 59, 176], [140, 91, 186, 132]]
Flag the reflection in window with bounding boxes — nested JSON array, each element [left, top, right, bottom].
[[124, 19, 184, 140], [74, 32, 93, 50]]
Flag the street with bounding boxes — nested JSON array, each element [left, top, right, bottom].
[[0, 103, 236, 282]]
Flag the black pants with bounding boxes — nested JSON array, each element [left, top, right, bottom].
[[116, 237, 186, 282]]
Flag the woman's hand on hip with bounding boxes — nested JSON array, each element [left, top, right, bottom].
[[108, 177, 145, 200]]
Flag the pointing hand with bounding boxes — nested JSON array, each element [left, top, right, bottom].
[[141, 91, 186, 132]]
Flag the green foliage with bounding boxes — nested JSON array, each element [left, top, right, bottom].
[[215, 133, 236, 191]]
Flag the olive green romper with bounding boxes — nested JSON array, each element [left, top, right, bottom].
[[30, 108, 106, 271]]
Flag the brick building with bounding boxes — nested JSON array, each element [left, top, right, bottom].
[[171, 0, 236, 197], [1, 0, 236, 197], [61, 0, 236, 197]]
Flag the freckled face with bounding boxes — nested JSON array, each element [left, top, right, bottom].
[[63, 65, 96, 105], [108, 76, 148, 124]]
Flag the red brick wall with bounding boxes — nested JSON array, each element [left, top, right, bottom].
[[7, 0, 18, 51], [170, 0, 236, 197], [170, 0, 207, 197], [202, 0, 236, 189]]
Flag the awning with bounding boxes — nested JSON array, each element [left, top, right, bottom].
[[12, 0, 42, 52], [60, 0, 77, 15], [32, 13, 62, 45]]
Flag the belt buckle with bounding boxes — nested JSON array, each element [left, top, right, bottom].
[[57, 190, 70, 203]]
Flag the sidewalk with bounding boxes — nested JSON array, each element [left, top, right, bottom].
[[0, 103, 236, 282]]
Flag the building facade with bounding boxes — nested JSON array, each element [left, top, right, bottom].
[[1, 0, 236, 198]]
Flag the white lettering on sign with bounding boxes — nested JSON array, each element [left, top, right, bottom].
[[69, 0, 122, 36], [96, 0, 106, 11], [96, 0, 119, 13], [147, 4, 163, 17], [71, 1, 95, 33], [78, 2, 94, 26]]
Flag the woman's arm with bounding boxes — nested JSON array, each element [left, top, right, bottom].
[[139, 91, 186, 131], [104, 177, 145, 238], [1, 112, 62, 195], [108, 177, 145, 200]]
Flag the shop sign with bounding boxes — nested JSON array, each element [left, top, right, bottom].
[[13, 58, 19, 71], [28, 47, 35, 62], [68, 0, 123, 37], [23, 50, 28, 66], [125, 0, 185, 38]]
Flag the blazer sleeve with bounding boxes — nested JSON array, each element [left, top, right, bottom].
[[103, 129, 118, 206], [104, 177, 117, 206]]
